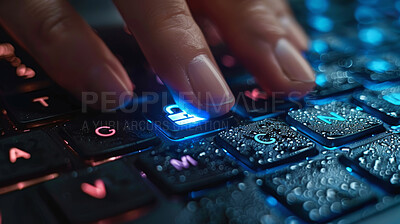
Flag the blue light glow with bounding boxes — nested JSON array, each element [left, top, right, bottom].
[[359, 28, 383, 45], [254, 134, 276, 144], [266, 196, 278, 207], [311, 40, 329, 54], [316, 73, 328, 87], [366, 59, 393, 73], [306, 0, 329, 13], [383, 93, 400, 105], [355, 6, 378, 24], [346, 167, 353, 173], [308, 15, 334, 32], [317, 112, 346, 124], [164, 104, 206, 126]]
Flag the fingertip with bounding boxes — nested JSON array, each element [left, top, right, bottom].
[[280, 17, 309, 51], [80, 63, 135, 112]]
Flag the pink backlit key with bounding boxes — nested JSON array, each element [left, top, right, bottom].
[[0, 130, 70, 186], [62, 112, 159, 162], [81, 179, 107, 199], [2, 87, 80, 128], [136, 139, 243, 194], [43, 161, 155, 223]]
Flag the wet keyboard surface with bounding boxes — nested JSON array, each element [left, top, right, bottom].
[[2, 0, 400, 223], [136, 140, 242, 194], [62, 112, 160, 161], [216, 119, 317, 170], [287, 101, 385, 147], [261, 156, 377, 223], [341, 134, 400, 193]]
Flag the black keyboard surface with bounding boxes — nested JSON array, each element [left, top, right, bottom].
[[2, 0, 400, 223]]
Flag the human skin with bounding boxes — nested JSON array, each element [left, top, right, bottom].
[[0, 0, 315, 117]]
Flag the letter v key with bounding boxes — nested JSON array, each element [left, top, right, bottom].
[[81, 179, 107, 199]]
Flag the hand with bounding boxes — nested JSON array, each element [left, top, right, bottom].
[[0, 0, 315, 118]]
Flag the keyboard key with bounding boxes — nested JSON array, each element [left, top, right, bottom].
[[308, 64, 361, 100], [2, 87, 80, 128], [62, 112, 160, 162], [0, 42, 52, 95], [143, 98, 235, 140], [287, 101, 385, 147], [216, 119, 317, 171], [350, 53, 400, 84], [306, 35, 358, 64], [261, 157, 377, 223], [231, 85, 301, 120], [136, 139, 242, 194], [0, 130, 70, 186], [176, 179, 288, 224], [353, 87, 400, 125], [43, 161, 155, 223], [0, 190, 55, 224], [340, 134, 400, 193]]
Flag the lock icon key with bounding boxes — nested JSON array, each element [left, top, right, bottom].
[[164, 104, 205, 126]]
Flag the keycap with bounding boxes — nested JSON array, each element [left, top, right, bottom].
[[2, 87, 80, 128], [306, 35, 358, 64], [0, 130, 70, 186], [62, 112, 160, 162], [0, 41, 52, 95], [176, 179, 288, 224], [0, 190, 55, 224], [350, 53, 400, 84], [143, 97, 235, 140], [353, 87, 400, 125], [308, 64, 361, 100], [261, 156, 377, 223], [287, 101, 385, 147], [231, 85, 301, 120], [340, 134, 400, 193], [216, 119, 317, 171], [136, 139, 242, 194], [43, 161, 155, 224]]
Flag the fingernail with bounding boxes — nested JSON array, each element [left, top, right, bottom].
[[187, 54, 234, 114], [86, 64, 134, 111], [275, 38, 315, 83], [280, 17, 309, 50]]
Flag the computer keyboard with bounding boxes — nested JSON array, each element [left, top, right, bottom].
[[2, 0, 400, 223]]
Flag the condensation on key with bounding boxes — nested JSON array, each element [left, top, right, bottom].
[[170, 155, 198, 171], [0, 43, 35, 79]]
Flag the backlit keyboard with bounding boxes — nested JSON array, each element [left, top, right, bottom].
[[2, 0, 400, 223]]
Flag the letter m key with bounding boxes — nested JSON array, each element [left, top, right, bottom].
[[170, 155, 198, 171]]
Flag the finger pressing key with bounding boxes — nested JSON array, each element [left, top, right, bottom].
[[113, 0, 235, 118], [0, 0, 134, 111]]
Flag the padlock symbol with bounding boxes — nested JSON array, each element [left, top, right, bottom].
[[164, 104, 205, 126]]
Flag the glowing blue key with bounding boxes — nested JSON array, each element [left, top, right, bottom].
[[266, 196, 278, 207], [316, 73, 328, 87], [355, 6, 378, 24], [317, 112, 346, 124], [383, 93, 400, 105], [164, 104, 206, 126], [311, 40, 329, 54], [306, 0, 329, 13], [359, 28, 383, 45], [366, 59, 393, 73], [308, 15, 334, 32], [254, 134, 276, 145]]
